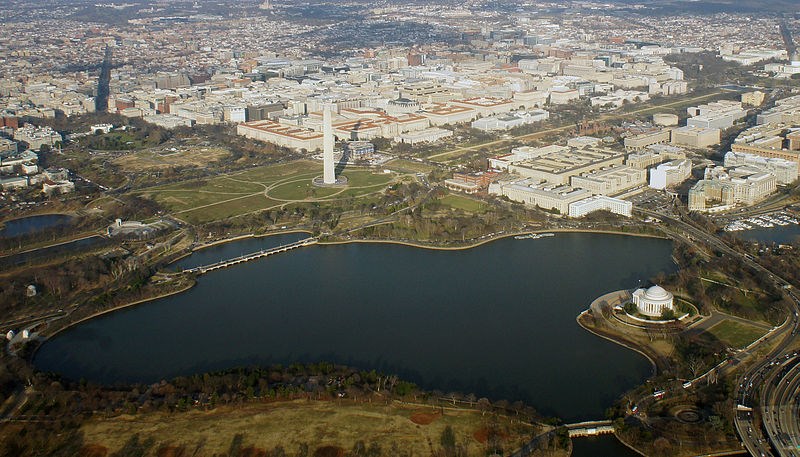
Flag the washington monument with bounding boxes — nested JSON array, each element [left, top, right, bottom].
[[323, 105, 335, 185]]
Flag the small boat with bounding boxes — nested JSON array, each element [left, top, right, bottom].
[[515, 233, 555, 240]]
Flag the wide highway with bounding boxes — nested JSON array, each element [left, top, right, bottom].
[[634, 207, 800, 457], [758, 352, 800, 456]]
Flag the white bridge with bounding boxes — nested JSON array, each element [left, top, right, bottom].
[[185, 237, 317, 275]]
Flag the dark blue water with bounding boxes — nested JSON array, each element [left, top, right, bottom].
[[172, 232, 310, 271], [743, 225, 800, 245], [35, 233, 675, 421], [0, 236, 105, 267], [572, 435, 641, 457], [0, 214, 73, 238]]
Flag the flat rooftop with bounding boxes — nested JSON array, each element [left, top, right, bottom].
[[514, 147, 624, 175], [451, 97, 514, 107], [423, 104, 475, 116], [240, 120, 323, 140]]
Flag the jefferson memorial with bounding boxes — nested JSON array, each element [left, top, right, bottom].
[[632, 285, 674, 317]]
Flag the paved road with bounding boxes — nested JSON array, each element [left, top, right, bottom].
[[632, 207, 800, 457], [735, 290, 800, 457], [691, 309, 774, 333], [750, 352, 800, 457], [427, 90, 726, 161]]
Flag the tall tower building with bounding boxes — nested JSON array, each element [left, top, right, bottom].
[[323, 106, 335, 185]]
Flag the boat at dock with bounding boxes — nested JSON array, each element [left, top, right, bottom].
[[515, 233, 555, 240]]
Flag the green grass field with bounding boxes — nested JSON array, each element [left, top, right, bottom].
[[385, 158, 437, 174], [234, 160, 320, 182], [439, 193, 487, 213], [268, 180, 342, 200], [178, 194, 283, 222], [77, 400, 536, 457], [699, 274, 766, 316], [341, 170, 395, 188], [137, 161, 399, 224], [707, 319, 766, 349]]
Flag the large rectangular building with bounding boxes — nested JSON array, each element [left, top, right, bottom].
[[489, 144, 625, 185], [13, 125, 62, 150], [449, 97, 516, 117], [402, 82, 454, 103], [334, 113, 430, 141], [489, 178, 591, 214], [624, 129, 672, 151], [626, 144, 686, 169], [671, 126, 720, 148], [649, 159, 692, 190], [757, 95, 800, 125], [568, 195, 633, 218], [730, 124, 800, 166], [237, 119, 324, 150], [513, 90, 548, 108], [569, 165, 647, 196], [686, 100, 747, 130], [444, 171, 500, 194], [723, 151, 798, 184], [397, 127, 452, 145], [471, 109, 549, 131], [688, 166, 777, 211], [420, 104, 477, 126]]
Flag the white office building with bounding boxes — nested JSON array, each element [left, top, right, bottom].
[[649, 159, 692, 190], [568, 195, 632, 218], [570, 165, 646, 196], [686, 101, 747, 130], [723, 151, 798, 184], [489, 178, 591, 214], [471, 109, 549, 131]]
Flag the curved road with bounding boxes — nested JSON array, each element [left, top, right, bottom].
[[633, 207, 800, 457]]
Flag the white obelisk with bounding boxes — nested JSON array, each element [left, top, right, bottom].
[[323, 105, 335, 185]]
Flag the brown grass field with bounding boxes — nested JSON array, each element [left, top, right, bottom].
[[77, 399, 536, 456], [114, 147, 231, 171]]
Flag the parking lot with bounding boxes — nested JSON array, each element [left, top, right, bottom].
[[626, 188, 675, 211]]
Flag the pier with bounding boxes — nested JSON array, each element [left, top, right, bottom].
[[185, 237, 317, 274]]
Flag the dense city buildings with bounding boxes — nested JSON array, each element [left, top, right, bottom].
[[4, 1, 800, 455], [688, 166, 777, 211]]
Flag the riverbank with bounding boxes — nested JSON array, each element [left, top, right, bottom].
[[576, 310, 661, 376], [166, 230, 313, 266], [192, 229, 313, 252], [32, 228, 672, 345], [35, 277, 196, 342], [33, 231, 671, 422], [1, 232, 102, 256], [318, 227, 668, 252], [613, 432, 649, 457]]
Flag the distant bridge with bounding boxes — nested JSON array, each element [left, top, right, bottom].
[[185, 237, 317, 275], [509, 420, 614, 457], [566, 420, 615, 438]]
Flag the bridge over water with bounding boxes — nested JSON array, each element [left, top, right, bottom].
[[185, 237, 317, 275], [509, 420, 614, 457]]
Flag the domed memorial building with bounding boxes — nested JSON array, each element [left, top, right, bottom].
[[631, 285, 674, 317]]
